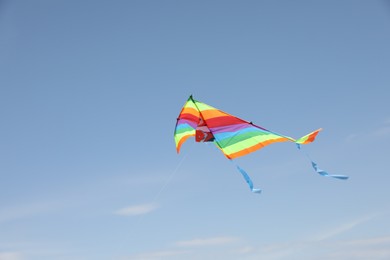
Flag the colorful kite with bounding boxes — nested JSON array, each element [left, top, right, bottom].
[[174, 95, 348, 193]]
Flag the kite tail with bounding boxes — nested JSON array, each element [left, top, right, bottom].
[[296, 144, 349, 180], [230, 161, 262, 194]]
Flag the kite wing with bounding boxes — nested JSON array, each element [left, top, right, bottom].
[[174, 96, 200, 153], [174, 95, 321, 159]]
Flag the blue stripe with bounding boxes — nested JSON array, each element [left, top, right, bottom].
[[214, 127, 268, 142], [176, 123, 195, 131]]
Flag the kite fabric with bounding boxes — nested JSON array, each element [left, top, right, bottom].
[[174, 95, 348, 193]]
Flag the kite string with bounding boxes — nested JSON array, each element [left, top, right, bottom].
[[152, 153, 188, 203], [124, 156, 187, 251]]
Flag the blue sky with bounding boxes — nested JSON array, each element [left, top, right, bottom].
[[1, 0, 390, 259]]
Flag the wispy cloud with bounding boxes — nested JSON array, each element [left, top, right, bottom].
[[347, 118, 390, 142], [384, 118, 390, 125], [313, 214, 376, 241], [125, 236, 240, 260], [344, 236, 390, 246], [244, 241, 308, 260], [235, 246, 255, 254], [242, 236, 390, 260], [125, 249, 189, 260], [226, 215, 380, 260], [0, 202, 54, 224], [372, 125, 390, 137], [124, 214, 379, 260], [175, 236, 238, 247], [0, 252, 22, 260], [114, 203, 159, 216], [326, 236, 390, 259]]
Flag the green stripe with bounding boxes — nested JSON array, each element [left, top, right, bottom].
[[184, 99, 198, 110], [174, 130, 195, 145], [220, 134, 289, 154], [217, 131, 272, 148], [175, 126, 194, 135], [295, 136, 308, 143], [194, 101, 216, 111]]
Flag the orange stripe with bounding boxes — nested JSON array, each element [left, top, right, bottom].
[[301, 129, 321, 144], [225, 137, 291, 159], [201, 109, 228, 120], [176, 134, 195, 153], [181, 107, 199, 117]]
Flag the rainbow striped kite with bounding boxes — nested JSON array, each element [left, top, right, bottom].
[[174, 95, 348, 193]]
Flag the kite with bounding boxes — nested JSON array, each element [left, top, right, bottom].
[[174, 95, 348, 193]]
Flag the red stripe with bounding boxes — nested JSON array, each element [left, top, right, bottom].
[[179, 113, 199, 123], [205, 116, 246, 128]]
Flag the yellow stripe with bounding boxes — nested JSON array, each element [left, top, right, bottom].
[[175, 133, 195, 153], [181, 107, 199, 117], [195, 102, 215, 111]]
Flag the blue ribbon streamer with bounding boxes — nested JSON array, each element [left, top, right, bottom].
[[296, 144, 349, 180], [209, 142, 347, 195], [206, 142, 261, 193], [231, 162, 261, 194]]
